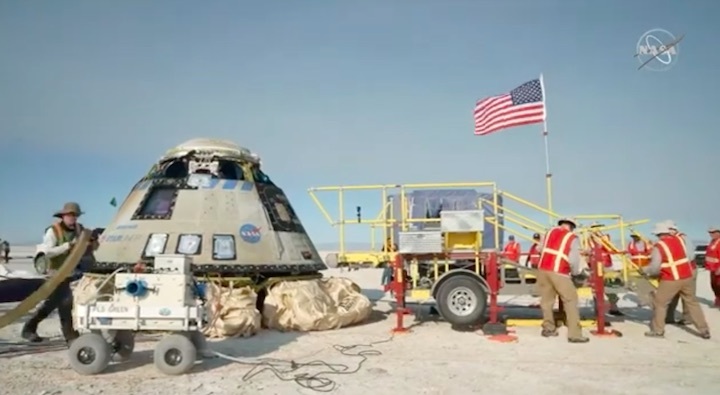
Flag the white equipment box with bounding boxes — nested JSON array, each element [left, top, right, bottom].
[[74, 255, 201, 332], [70, 255, 206, 376]]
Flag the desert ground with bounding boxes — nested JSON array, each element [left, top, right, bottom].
[[2, 247, 720, 395]]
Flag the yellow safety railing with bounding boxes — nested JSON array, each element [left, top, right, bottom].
[[307, 181, 649, 270]]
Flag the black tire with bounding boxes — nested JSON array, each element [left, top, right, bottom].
[[112, 330, 135, 362], [67, 333, 111, 375], [435, 276, 488, 326], [153, 334, 197, 375]]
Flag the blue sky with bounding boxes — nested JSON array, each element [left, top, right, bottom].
[[1, 1, 718, 247]]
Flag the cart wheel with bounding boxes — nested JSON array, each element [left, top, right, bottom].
[[112, 330, 135, 362], [435, 275, 488, 326], [67, 333, 111, 375], [154, 334, 197, 375]]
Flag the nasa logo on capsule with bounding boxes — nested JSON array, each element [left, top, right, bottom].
[[635, 28, 680, 71], [239, 223, 262, 244]]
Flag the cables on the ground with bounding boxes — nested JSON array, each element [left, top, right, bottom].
[[210, 336, 394, 392]]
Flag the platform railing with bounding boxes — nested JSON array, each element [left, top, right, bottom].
[[307, 182, 649, 269]]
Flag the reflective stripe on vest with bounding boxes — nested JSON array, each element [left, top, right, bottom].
[[674, 234, 695, 269], [706, 239, 720, 269], [539, 228, 575, 273], [656, 238, 690, 280]]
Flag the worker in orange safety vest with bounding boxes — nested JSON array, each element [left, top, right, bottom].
[[704, 227, 720, 308], [536, 217, 589, 343], [627, 234, 651, 267], [588, 223, 613, 268], [503, 235, 521, 263], [525, 233, 541, 268], [664, 221, 696, 324], [644, 222, 710, 339]]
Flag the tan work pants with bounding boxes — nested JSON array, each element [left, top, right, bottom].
[[536, 270, 583, 338], [666, 270, 697, 322], [651, 277, 709, 334]]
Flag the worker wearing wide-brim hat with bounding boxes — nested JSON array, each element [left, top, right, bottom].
[[662, 221, 697, 325], [21, 202, 86, 344], [534, 217, 589, 343], [643, 222, 709, 339], [704, 226, 720, 308]]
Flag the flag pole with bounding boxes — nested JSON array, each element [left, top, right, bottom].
[[539, 73, 553, 225]]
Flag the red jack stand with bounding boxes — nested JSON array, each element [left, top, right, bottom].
[[482, 252, 517, 343], [589, 247, 623, 338], [389, 254, 412, 334]]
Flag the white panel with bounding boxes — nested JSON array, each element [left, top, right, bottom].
[[441, 210, 484, 232], [398, 231, 443, 254]]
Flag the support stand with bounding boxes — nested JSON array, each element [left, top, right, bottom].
[[385, 253, 412, 333], [482, 252, 515, 342], [589, 247, 622, 337]]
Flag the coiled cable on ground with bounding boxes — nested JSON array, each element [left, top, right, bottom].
[[209, 336, 394, 392]]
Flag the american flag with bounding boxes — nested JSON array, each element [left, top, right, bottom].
[[474, 79, 546, 136]]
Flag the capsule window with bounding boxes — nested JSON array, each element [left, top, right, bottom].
[[133, 187, 178, 220], [143, 233, 168, 258], [212, 234, 236, 260], [176, 234, 202, 255], [274, 202, 292, 222]]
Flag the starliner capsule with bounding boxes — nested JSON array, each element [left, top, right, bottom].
[[91, 138, 326, 278]]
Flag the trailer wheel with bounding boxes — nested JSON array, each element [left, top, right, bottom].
[[154, 334, 197, 375], [435, 276, 487, 326], [68, 333, 111, 375], [112, 330, 135, 362]]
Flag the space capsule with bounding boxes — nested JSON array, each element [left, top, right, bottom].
[[91, 138, 326, 277]]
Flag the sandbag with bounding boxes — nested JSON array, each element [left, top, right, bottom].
[[203, 282, 261, 338], [262, 277, 372, 332]]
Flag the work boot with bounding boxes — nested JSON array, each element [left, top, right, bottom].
[[699, 331, 711, 340], [644, 331, 664, 338], [541, 329, 559, 337], [20, 320, 44, 343], [608, 309, 624, 316], [567, 336, 589, 343], [63, 329, 80, 344]]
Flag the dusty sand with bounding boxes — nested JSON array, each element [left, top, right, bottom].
[[2, 254, 720, 395]]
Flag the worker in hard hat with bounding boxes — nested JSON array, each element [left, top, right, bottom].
[[704, 227, 720, 307], [643, 222, 709, 339], [536, 217, 589, 343], [664, 221, 696, 324], [502, 235, 521, 263], [587, 223, 623, 316], [525, 233, 541, 268], [627, 233, 651, 268]]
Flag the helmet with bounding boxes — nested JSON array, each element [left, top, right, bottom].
[[532, 233, 541, 239]]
